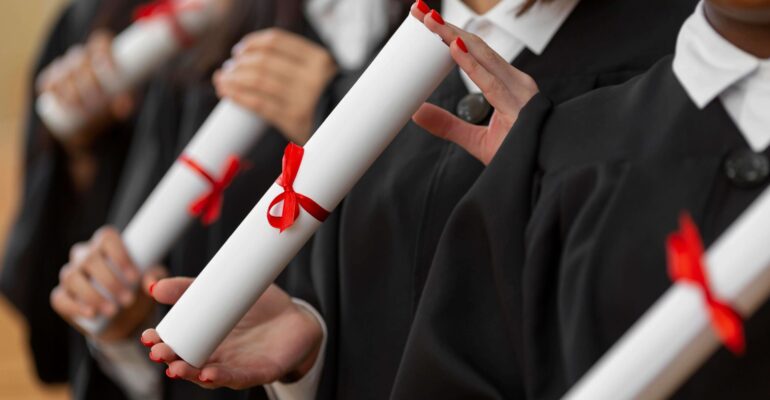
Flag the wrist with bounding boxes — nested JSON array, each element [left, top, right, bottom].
[[281, 303, 324, 382]]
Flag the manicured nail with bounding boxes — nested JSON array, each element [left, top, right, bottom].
[[140, 337, 154, 348], [415, 0, 430, 13], [429, 10, 444, 25], [455, 37, 468, 53], [150, 352, 163, 363], [166, 368, 177, 379], [149, 282, 157, 297], [198, 374, 212, 383]]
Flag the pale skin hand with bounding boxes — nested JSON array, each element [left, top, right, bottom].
[[37, 30, 136, 148], [409, 4, 540, 165], [213, 28, 338, 145], [36, 30, 136, 191], [50, 227, 167, 342], [140, 281, 323, 389]]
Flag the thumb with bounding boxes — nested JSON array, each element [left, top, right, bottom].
[[148, 277, 195, 305], [412, 103, 490, 165]]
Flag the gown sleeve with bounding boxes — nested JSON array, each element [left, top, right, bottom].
[[390, 94, 554, 399]]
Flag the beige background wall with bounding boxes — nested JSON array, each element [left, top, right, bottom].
[[1, 1, 69, 399]]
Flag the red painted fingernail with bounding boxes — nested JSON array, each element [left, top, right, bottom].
[[149, 282, 156, 297], [140, 337, 154, 348], [150, 352, 163, 363], [198, 374, 212, 383], [166, 368, 177, 379], [415, 0, 430, 13], [429, 10, 445, 25], [456, 37, 468, 53]]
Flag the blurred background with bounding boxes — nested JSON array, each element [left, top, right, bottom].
[[0, 1, 69, 399]]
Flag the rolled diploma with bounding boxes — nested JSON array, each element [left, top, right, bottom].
[[564, 186, 770, 400], [74, 99, 267, 334], [155, 16, 455, 367], [36, 0, 214, 137]]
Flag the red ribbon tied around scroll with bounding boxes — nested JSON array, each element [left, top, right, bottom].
[[267, 143, 330, 232], [178, 155, 241, 226], [666, 212, 745, 355], [133, 0, 200, 47]]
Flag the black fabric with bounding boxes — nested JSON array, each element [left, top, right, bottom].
[[0, 0, 136, 384], [396, 57, 770, 399], [297, 0, 698, 398]]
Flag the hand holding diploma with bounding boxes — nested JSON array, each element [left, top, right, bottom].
[[410, 4, 539, 165], [140, 280, 323, 388], [214, 29, 338, 145], [149, 9, 455, 369], [35, 31, 135, 152], [37, 0, 218, 137], [50, 228, 167, 341]]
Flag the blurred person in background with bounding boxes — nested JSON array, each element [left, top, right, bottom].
[[0, 0, 146, 391]]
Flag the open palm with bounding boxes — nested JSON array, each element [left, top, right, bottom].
[[142, 279, 322, 389]]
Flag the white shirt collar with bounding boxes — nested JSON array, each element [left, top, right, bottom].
[[305, 0, 390, 71], [673, 2, 762, 109], [442, 0, 579, 55]]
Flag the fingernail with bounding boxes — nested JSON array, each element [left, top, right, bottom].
[[198, 374, 211, 383], [456, 37, 468, 53], [166, 368, 177, 379], [140, 337, 154, 348], [150, 352, 163, 363], [222, 59, 235, 72], [232, 42, 244, 55], [429, 10, 444, 25], [149, 282, 157, 297], [415, 0, 430, 13]]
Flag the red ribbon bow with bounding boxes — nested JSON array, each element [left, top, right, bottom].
[[178, 154, 241, 226], [133, 0, 198, 47], [666, 212, 745, 355], [267, 143, 330, 232]]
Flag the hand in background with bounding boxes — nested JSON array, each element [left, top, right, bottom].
[[213, 29, 338, 145], [50, 227, 166, 341], [37, 30, 135, 152]]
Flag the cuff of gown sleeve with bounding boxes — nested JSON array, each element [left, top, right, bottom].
[[265, 298, 328, 400], [87, 337, 163, 400]]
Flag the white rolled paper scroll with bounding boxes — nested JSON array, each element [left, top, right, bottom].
[[155, 15, 455, 367], [36, 0, 217, 137], [75, 99, 268, 334], [564, 186, 770, 400]]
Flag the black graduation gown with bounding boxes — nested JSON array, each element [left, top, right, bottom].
[[394, 57, 770, 399], [298, 0, 699, 398], [0, 0, 137, 387]]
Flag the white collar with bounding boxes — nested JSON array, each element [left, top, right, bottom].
[[442, 0, 579, 55], [673, 2, 764, 109]]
